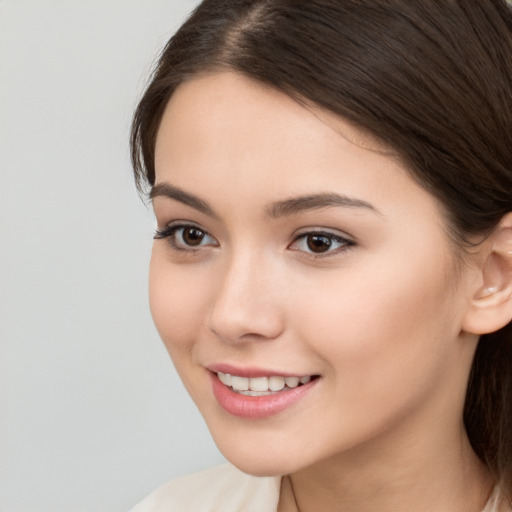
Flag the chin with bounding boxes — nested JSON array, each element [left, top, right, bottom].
[[209, 428, 308, 477], [224, 452, 296, 477]]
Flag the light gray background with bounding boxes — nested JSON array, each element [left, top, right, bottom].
[[0, 1, 225, 511]]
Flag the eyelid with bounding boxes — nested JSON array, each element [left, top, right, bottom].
[[288, 228, 355, 257], [154, 221, 219, 252], [154, 220, 208, 238], [292, 225, 354, 239]]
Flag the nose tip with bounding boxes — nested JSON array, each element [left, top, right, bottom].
[[207, 261, 284, 344], [208, 307, 282, 344]]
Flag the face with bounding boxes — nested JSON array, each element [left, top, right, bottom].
[[150, 72, 479, 476]]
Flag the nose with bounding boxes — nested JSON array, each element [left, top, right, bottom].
[[207, 251, 285, 344]]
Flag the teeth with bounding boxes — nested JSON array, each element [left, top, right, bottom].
[[231, 376, 249, 391], [285, 376, 300, 388], [218, 372, 231, 386], [268, 376, 285, 391], [217, 372, 313, 393], [249, 377, 269, 391], [239, 390, 274, 396]]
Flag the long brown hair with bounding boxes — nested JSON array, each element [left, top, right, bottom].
[[131, 0, 512, 492]]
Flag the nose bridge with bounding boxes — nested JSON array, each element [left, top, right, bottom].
[[207, 246, 284, 343]]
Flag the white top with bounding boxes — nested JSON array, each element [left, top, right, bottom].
[[130, 463, 509, 512], [484, 485, 510, 512], [130, 463, 281, 512]]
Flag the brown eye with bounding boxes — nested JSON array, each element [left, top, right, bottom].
[[182, 227, 206, 246], [288, 230, 354, 256], [306, 234, 333, 253], [153, 223, 218, 251]]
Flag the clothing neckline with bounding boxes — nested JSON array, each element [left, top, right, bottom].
[[481, 485, 505, 512]]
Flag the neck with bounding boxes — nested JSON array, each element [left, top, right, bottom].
[[282, 421, 493, 512]]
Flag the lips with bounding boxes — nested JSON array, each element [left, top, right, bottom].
[[209, 369, 319, 419]]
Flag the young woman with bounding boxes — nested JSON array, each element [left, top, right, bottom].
[[130, 1, 512, 510]]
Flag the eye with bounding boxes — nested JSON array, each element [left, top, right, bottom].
[[289, 230, 354, 255], [154, 223, 218, 251]]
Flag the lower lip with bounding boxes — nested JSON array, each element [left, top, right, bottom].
[[209, 372, 318, 419]]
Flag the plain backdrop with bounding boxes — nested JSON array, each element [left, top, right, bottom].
[[0, 1, 225, 511]]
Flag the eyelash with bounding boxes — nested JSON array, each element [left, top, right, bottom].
[[153, 223, 218, 253], [154, 223, 355, 257], [289, 230, 355, 258]]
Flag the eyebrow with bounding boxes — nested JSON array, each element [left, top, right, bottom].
[[150, 183, 380, 219], [265, 193, 380, 218], [150, 183, 219, 219]]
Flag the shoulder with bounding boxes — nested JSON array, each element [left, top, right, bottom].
[[130, 463, 282, 512]]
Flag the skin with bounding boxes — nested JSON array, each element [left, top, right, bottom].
[[150, 72, 493, 512]]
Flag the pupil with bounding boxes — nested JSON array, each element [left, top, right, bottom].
[[307, 234, 331, 253], [183, 228, 204, 246]]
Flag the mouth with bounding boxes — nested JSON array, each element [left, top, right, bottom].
[[217, 371, 317, 396], [209, 370, 320, 419]]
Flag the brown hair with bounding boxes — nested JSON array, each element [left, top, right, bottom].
[[131, 0, 512, 491]]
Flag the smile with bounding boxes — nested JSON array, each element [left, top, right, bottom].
[[217, 371, 313, 396], [210, 371, 319, 419]]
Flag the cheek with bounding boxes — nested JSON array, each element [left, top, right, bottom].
[[148, 249, 208, 359], [291, 251, 461, 401]]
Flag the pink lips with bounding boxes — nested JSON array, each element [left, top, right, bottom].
[[209, 371, 318, 419]]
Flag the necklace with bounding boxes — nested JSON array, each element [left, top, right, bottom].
[[288, 475, 301, 512]]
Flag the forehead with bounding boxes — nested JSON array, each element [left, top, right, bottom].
[[154, 72, 407, 198], [157, 71, 393, 156]]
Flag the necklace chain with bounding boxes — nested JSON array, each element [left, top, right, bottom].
[[288, 475, 301, 512]]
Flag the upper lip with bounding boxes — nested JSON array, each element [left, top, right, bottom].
[[207, 363, 314, 378]]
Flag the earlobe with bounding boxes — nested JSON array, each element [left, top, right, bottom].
[[462, 212, 512, 336]]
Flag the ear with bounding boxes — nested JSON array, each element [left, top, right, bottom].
[[462, 212, 512, 335]]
